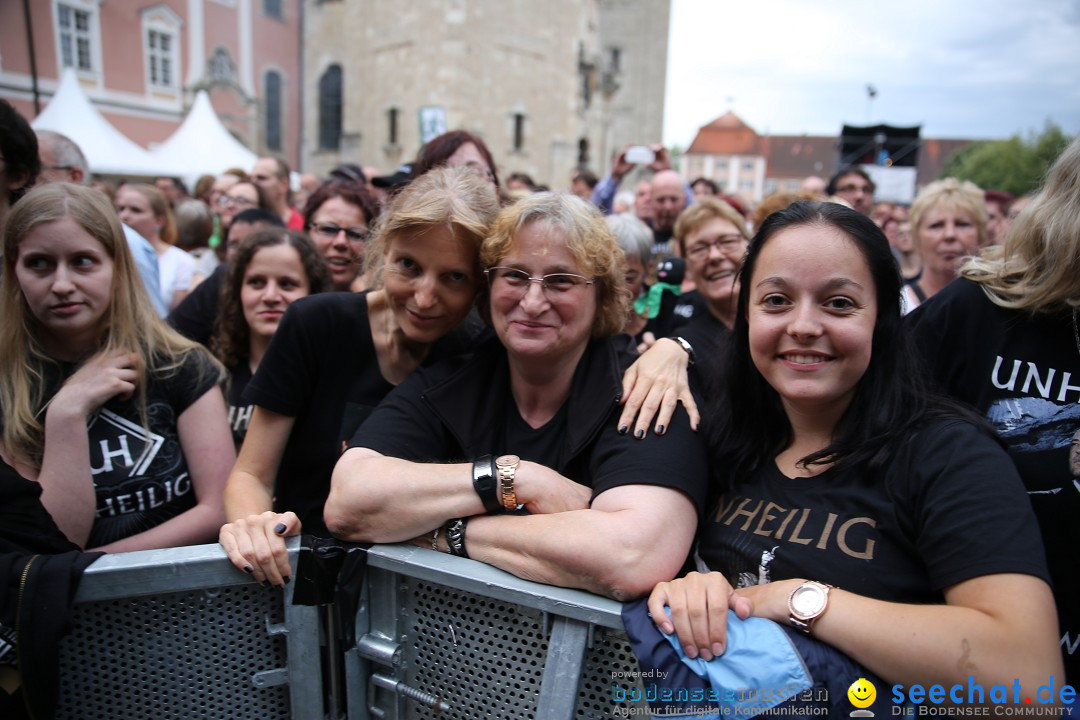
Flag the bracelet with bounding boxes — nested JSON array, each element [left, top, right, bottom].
[[472, 455, 502, 514], [445, 518, 469, 558], [670, 336, 696, 366], [431, 527, 440, 552]]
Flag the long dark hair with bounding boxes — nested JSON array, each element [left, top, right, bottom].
[[211, 229, 331, 369], [711, 201, 975, 483]]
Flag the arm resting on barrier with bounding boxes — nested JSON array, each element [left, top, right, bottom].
[[327, 450, 695, 602], [325, 448, 590, 543], [219, 406, 298, 585]]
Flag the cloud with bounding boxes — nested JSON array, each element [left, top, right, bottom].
[[664, 0, 1080, 146]]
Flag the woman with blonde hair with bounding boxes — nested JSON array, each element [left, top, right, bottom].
[[114, 182, 196, 310], [0, 183, 234, 552], [908, 135, 1080, 683], [219, 167, 502, 584], [902, 178, 985, 312]]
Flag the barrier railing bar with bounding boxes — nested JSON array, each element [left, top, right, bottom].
[[535, 616, 591, 720], [365, 545, 625, 629]]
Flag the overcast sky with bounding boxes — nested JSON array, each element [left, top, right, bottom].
[[663, 0, 1080, 147]]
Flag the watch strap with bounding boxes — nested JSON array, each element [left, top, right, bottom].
[[445, 518, 469, 559], [472, 455, 501, 514]]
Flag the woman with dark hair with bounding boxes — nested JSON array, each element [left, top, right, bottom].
[[300, 179, 379, 291], [647, 202, 1060, 698], [0, 99, 40, 227], [411, 130, 500, 190], [210, 229, 331, 447]]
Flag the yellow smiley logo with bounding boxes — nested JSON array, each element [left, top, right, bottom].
[[847, 678, 876, 708]]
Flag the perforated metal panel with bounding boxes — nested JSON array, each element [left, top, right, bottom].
[[401, 579, 547, 718], [576, 630, 650, 719], [56, 584, 290, 720]]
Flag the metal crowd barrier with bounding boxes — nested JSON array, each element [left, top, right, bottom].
[[56, 539, 322, 720], [350, 545, 650, 720], [52, 540, 650, 720]]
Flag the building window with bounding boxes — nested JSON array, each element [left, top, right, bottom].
[[387, 107, 398, 145], [56, 1, 98, 73], [513, 113, 525, 152], [263, 0, 283, 20], [578, 137, 589, 166], [145, 28, 180, 89], [319, 65, 343, 150], [742, 160, 755, 172], [265, 71, 282, 151]]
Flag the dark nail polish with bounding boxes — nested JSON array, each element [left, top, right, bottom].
[[274, 523, 287, 535], [634, 429, 645, 439], [243, 565, 254, 574], [618, 425, 628, 435], [282, 576, 291, 585], [261, 580, 272, 588], [656, 425, 665, 435]]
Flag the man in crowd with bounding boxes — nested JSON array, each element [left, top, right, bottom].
[[826, 166, 875, 215], [251, 156, 304, 230]]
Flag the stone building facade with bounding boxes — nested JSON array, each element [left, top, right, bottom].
[[302, 0, 669, 188]]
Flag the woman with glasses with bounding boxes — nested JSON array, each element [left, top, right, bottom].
[[217, 180, 271, 232], [300, 180, 379, 291], [322, 192, 709, 600], [218, 167, 501, 584]]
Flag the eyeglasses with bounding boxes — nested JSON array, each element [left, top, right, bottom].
[[221, 195, 257, 208], [309, 222, 370, 243], [485, 266, 594, 299], [835, 183, 872, 195], [685, 235, 746, 261]]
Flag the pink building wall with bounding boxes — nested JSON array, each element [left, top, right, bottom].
[[0, 0, 302, 170]]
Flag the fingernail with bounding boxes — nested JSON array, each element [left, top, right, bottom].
[[663, 623, 674, 635], [712, 643, 724, 657], [282, 576, 291, 585], [261, 580, 272, 588], [274, 523, 287, 535], [656, 424, 665, 435], [618, 425, 628, 435], [634, 429, 645, 439], [683, 644, 697, 659], [700, 649, 714, 662], [243, 565, 254, 574]]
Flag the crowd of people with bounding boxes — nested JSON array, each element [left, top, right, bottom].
[[1, 93, 1077, 714]]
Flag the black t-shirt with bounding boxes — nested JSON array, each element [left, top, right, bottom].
[[698, 420, 1050, 605], [641, 288, 704, 342], [83, 351, 221, 547], [351, 337, 709, 515], [227, 363, 254, 449], [167, 263, 226, 345], [243, 292, 481, 534], [907, 277, 1080, 681], [675, 310, 729, 397], [0, 457, 77, 555]]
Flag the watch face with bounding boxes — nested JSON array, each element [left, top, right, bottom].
[[495, 454, 520, 468], [791, 585, 826, 617]]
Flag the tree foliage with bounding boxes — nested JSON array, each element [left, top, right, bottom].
[[939, 122, 1071, 196]]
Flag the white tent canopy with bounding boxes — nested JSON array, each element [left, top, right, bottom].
[[31, 69, 165, 177], [148, 90, 257, 187]]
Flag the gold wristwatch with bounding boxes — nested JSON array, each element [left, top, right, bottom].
[[494, 454, 520, 510]]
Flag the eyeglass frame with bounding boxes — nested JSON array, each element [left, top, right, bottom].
[[220, 194, 257, 208], [308, 222, 371, 244], [684, 234, 747, 261], [484, 266, 596, 299]]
